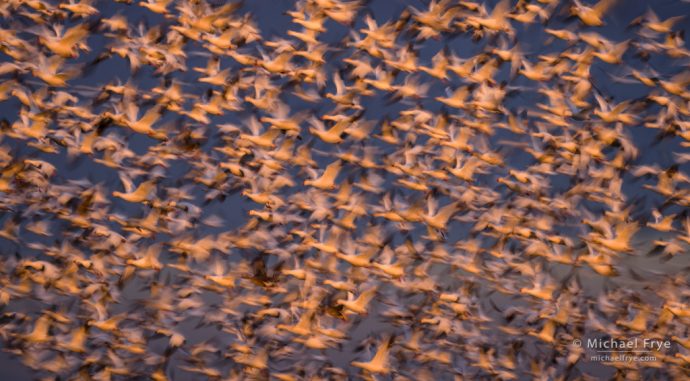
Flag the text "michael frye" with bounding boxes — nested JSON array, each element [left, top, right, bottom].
[[587, 338, 671, 351]]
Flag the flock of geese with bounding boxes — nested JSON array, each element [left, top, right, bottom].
[[1, 0, 690, 379]]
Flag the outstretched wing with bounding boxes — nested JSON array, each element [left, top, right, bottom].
[[61, 23, 90, 47], [594, 0, 617, 16], [321, 160, 342, 183]]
